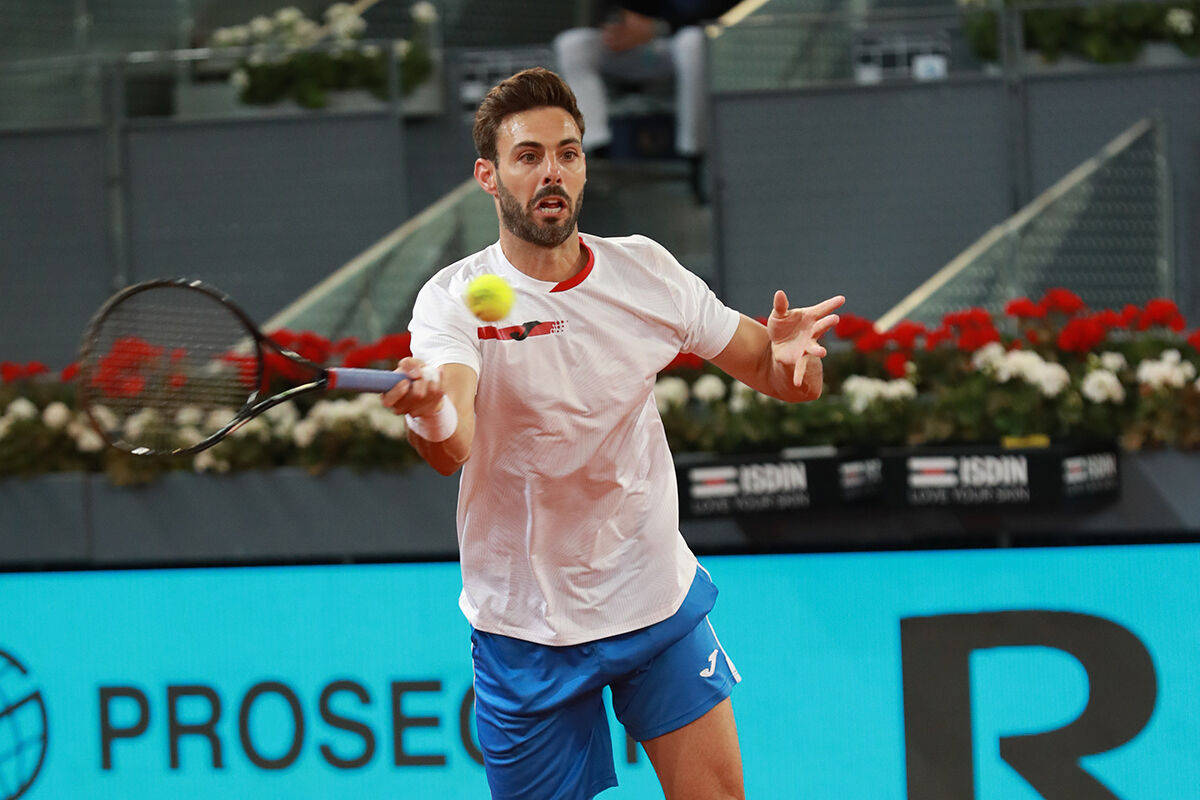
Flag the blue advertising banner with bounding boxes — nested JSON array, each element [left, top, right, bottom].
[[1, 544, 1198, 799]]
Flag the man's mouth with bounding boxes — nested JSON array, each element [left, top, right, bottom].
[[533, 196, 568, 217]]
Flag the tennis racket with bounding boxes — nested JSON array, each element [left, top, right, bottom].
[[77, 278, 413, 456]]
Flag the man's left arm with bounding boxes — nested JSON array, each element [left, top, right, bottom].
[[709, 291, 845, 402]]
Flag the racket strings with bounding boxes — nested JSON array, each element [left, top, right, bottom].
[[80, 286, 259, 453]]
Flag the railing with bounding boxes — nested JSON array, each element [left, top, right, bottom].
[[0, 36, 443, 130], [707, 0, 1199, 92]]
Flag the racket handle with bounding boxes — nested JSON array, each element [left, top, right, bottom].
[[327, 368, 410, 393]]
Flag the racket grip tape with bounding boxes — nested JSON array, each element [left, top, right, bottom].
[[327, 368, 410, 393]]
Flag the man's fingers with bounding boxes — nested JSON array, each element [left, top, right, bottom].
[[811, 314, 839, 340], [772, 290, 789, 317], [807, 295, 846, 318], [793, 354, 806, 386]]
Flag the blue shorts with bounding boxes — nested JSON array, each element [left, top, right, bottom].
[[470, 566, 741, 800]]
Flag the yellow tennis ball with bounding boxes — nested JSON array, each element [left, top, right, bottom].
[[464, 274, 514, 322]]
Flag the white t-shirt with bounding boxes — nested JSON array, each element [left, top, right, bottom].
[[409, 232, 741, 646]]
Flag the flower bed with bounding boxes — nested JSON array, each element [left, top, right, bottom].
[[2, 289, 1199, 485]]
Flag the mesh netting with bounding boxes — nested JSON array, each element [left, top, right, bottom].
[[879, 117, 1172, 327]]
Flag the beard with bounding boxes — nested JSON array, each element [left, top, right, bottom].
[[495, 175, 584, 248]]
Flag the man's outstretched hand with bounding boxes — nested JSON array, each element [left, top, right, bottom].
[[768, 291, 846, 387]]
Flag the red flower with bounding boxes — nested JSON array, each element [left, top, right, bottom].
[[886, 320, 925, 350], [61, 362, 80, 382], [333, 337, 361, 355], [289, 331, 333, 365], [1092, 309, 1122, 330], [220, 353, 259, 389], [1188, 329, 1200, 352], [924, 326, 954, 351], [1040, 288, 1087, 316], [1025, 329, 1041, 346], [884, 351, 910, 379], [1004, 297, 1046, 319], [957, 324, 1001, 352], [1137, 298, 1186, 332], [835, 313, 875, 340], [1119, 304, 1140, 328], [664, 352, 704, 372], [1057, 316, 1107, 353], [0, 362, 21, 383], [23, 361, 48, 378], [854, 330, 888, 354], [168, 373, 188, 389], [943, 307, 994, 330], [268, 329, 297, 349], [376, 333, 413, 360]]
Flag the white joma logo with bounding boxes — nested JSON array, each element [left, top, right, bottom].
[[700, 649, 718, 677]]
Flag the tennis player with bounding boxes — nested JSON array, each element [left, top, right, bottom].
[[382, 68, 843, 800]]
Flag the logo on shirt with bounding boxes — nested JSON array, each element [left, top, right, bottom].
[[477, 320, 567, 341]]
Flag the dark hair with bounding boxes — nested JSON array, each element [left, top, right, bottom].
[[472, 67, 585, 163]]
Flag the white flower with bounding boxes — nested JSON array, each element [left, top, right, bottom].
[[123, 408, 160, 440], [5, 397, 37, 420], [324, 2, 353, 21], [1081, 370, 1126, 404], [330, 13, 366, 41], [230, 68, 249, 91], [728, 393, 750, 413], [1137, 351, 1198, 390], [841, 375, 883, 413], [175, 406, 204, 427], [1166, 8, 1195, 36], [393, 38, 412, 57], [247, 48, 267, 66], [993, 350, 1044, 384], [692, 374, 726, 402], [882, 378, 917, 402], [653, 377, 689, 413], [231, 416, 271, 441], [368, 406, 408, 439], [1099, 351, 1127, 372], [411, 1, 438, 24], [274, 6, 304, 26], [42, 401, 71, 430], [89, 404, 119, 432], [970, 342, 1005, 372], [193, 450, 230, 473], [231, 24, 252, 45], [73, 425, 105, 453], [177, 426, 205, 448], [361, 43, 381, 58], [292, 418, 319, 448], [211, 27, 236, 47], [249, 15, 274, 39], [292, 18, 320, 46], [1032, 362, 1070, 398], [206, 408, 237, 433], [264, 401, 300, 433]]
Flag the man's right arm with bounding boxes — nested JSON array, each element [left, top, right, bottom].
[[382, 359, 477, 476]]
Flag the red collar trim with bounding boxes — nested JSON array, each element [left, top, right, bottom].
[[549, 238, 594, 293]]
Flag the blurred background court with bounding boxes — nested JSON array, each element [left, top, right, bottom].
[[1, 1, 1199, 798]]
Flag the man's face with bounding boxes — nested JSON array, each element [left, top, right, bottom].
[[489, 106, 585, 248]]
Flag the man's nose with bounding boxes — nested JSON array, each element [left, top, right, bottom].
[[541, 157, 564, 185]]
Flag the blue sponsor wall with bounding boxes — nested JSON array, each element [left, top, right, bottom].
[[1, 544, 1198, 799]]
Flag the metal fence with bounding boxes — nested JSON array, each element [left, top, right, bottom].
[[877, 117, 1173, 327]]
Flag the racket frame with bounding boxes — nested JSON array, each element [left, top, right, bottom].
[[79, 278, 335, 457]]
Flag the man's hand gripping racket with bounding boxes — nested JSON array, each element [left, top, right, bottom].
[[78, 278, 426, 456]]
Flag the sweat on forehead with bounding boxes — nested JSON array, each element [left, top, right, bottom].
[[497, 108, 583, 154]]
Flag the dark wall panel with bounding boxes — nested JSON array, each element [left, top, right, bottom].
[[0, 128, 111, 365], [712, 81, 1011, 320], [1025, 67, 1200, 317], [125, 114, 407, 325]]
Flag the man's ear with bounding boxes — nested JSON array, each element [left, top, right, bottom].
[[474, 158, 497, 196]]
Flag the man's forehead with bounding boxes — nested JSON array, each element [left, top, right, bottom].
[[497, 106, 581, 150]]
